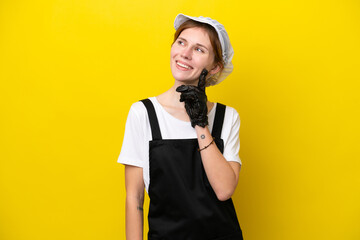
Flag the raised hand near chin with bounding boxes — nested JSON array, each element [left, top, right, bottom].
[[176, 69, 209, 128]]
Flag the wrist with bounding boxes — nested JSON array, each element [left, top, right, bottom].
[[195, 126, 215, 151], [190, 115, 208, 128], [195, 125, 210, 136]]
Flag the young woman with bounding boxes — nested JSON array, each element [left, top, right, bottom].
[[118, 13, 244, 240]]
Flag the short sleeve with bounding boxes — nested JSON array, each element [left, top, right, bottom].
[[117, 103, 148, 168], [222, 107, 242, 166]]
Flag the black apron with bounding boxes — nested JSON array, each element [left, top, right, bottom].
[[141, 98, 243, 240]]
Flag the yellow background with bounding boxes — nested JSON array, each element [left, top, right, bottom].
[[1, 0, 359, 239]]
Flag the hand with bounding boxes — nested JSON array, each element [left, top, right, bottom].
[[176, 69, 209, 128]]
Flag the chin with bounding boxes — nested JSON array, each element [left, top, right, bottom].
[[172, 73, 197, 84], [171, 64, 198, 81], [175, 79, 198, 86]]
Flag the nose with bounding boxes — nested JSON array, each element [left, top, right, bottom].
[[181, 46, 192, 60]]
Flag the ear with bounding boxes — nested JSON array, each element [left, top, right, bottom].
[[209, 63, 222, 75]]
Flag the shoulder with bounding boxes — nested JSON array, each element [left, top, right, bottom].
[[127, 100, 148, 119], [222, 104, 240, 124], [123, 100, 152, 130], [223, 104, 239, 116]]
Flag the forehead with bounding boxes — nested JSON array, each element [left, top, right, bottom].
[[178, 27, 213, 49]]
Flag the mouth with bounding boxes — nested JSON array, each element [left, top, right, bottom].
[[176, 60, 193, 70]]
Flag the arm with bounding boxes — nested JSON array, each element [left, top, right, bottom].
[[125, 165, 145, 240], [195, 126, 241, 201], [176, 69, 241, 201]]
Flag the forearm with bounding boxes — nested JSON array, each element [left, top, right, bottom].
[[195, 126, 238, 201], [125, 195, 144, 240]]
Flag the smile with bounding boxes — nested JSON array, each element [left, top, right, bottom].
[[176, 61, 193, 69]]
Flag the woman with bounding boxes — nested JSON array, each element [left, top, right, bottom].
[[118, 13, 244, 240]]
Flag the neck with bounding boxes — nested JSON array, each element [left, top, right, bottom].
[[156, 80, 195, 108], [167, 84, 185, 108], [156, 77, 212, 108]]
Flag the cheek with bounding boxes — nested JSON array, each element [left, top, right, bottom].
[[204, 55, 216, 68], [170, 44, 179, 56], [170, 48, 174, 57], [197, 56, 214, 68]]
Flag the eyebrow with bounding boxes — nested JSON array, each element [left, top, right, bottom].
[[177, 37, 209, 51]]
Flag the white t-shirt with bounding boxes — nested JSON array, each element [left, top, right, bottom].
[[117, 97, 242, 193]]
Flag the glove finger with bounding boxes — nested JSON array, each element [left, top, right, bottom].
[[182, 94, 198, 102], [198, 68, 208, 92], [176, 85, 191, 93], [180, 91, 197, 101], [179, 94, 186, 102]]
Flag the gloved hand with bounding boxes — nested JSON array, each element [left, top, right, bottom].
[[176, 69, 209, 128]]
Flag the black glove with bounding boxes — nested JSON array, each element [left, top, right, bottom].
[[176, 69, 209, 128]]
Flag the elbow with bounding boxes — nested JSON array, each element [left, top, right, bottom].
[[214, 178, 238, 201], [215, 189, 234, 201]]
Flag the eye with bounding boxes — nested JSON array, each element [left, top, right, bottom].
[[177, 40, 184, 45], [196, 47, 204, 53]]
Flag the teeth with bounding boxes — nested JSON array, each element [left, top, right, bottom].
[[177, 61, 191, 69]]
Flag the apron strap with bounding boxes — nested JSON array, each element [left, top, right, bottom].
[[212, 103, 226, 139], [140, 98, 162, 140], [140, 99, 225, 140]]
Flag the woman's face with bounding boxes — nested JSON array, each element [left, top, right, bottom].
[[170, 27, 220, 85]]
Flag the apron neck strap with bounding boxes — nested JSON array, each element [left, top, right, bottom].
[[212, 103, 226, 139], [140, 99, 163, 140], [140, 99, 226, 140]]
